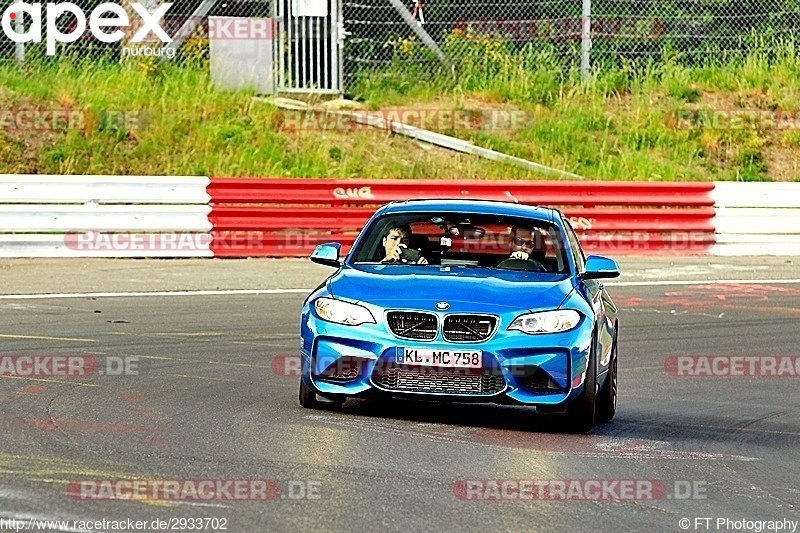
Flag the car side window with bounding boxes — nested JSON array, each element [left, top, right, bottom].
[[562, 218, 586, 273]]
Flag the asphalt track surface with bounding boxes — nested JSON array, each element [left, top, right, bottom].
[[0, 257, 798, 532]]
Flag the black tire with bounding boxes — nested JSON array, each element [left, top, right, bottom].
[[596, 335, 618, 423], [566, 339, 597, 434], [299, 378, 320, 409], [298, 378, 344, 410]]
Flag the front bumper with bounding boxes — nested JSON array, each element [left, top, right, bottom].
[[300, 307, 593, 407]]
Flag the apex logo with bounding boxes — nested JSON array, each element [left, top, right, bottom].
[[1, 2, 173, 55]]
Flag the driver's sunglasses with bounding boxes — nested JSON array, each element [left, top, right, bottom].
[[513, 237, 536, 247]]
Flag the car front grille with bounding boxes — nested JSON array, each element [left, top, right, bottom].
[[443, 315, 497, 342], [373, 366, 505, 395], [387, 311, 437, 340]]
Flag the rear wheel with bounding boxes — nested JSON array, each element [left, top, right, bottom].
[[596, 336, 618, 423], [566, 342, 597, 434], [299, 378, 344, 410]]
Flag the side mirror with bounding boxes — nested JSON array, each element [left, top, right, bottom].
[[581, 255, 620, 280], [310, 242, 342, 268]]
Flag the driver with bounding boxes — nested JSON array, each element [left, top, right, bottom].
[[381, 223, 429, 264], [509, 225, 547, 262]]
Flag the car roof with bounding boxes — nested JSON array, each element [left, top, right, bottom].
[[378, 199, 559, 222]]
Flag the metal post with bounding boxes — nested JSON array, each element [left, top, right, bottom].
[[276, 0, 285, 91], [387, 0, 451, 69], [581, 0, 591, 81], [315, 17, 321, 88], [15, 12, 24, 63], [336, 0, 344, 95], [291, 13, 298, 88]]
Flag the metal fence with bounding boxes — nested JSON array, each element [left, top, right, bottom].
[[1, 0, 798, 95], [342, 0, 800, 90]]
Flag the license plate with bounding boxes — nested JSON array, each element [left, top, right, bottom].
[[396, 348, 482, 368]]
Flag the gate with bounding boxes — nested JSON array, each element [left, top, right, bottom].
[[274, 0, 343, 94]]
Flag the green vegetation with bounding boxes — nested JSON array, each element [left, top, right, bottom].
[[1, 34, 799, 180]]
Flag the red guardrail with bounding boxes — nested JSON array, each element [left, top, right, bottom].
[[208, 179, 715, 207], [208, 179, 716, 257]]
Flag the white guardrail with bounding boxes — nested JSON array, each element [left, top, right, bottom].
[[710, 182, 800, 256], [0, 175, 213, 258], [0, 176, 798, 257]]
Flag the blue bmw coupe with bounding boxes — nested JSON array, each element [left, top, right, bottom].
[[299, 200, 620, 432]]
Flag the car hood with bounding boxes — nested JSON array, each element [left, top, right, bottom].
[[329, 264, 574, 313]]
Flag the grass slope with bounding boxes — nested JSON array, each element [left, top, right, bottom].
[[1, 40, 799, 180]]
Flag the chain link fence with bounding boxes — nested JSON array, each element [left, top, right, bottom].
[[343, 0, 800, 92], [1, 0, 798, 95]]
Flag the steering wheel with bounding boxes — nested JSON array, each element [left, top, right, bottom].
[[496, 258, 546, 272]]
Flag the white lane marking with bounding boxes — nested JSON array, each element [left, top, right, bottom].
[[0, 334, 97, 342], [611, 279, 800, 287], [171, 501, 233, 509], [0, 376, 98, 386], [0, 289, 312, 300], [621, 308, 725, 318], [628, 264, 771, 279]]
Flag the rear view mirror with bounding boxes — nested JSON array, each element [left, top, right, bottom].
[[449, 224, 485, 240]]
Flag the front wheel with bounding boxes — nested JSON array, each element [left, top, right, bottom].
[[565, 344, 597, 434], [299, 378, 343, 410], [596, 336, 618, 423]]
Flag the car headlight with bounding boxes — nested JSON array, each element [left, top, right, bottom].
[[508, 310, 581, 334], [314, 297, 376, 326]]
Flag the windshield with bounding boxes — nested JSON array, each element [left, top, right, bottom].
[[351, 212, 570, 274]]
